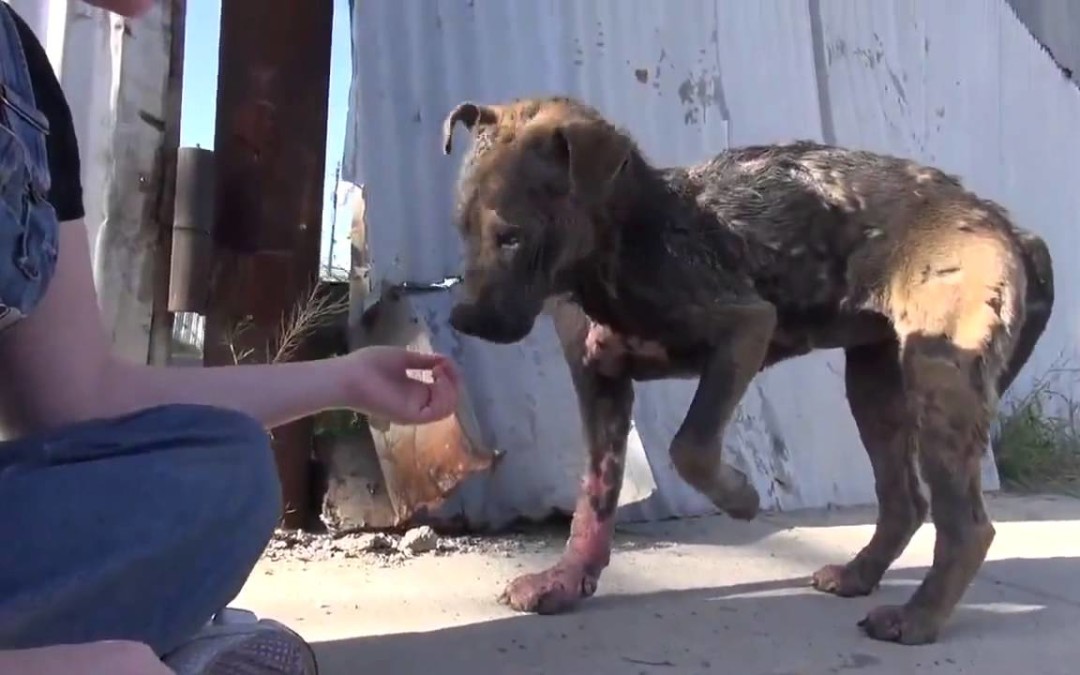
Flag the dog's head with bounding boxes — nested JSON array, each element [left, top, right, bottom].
[[442, 97, 635, 344]]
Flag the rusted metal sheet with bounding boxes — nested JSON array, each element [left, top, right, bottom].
[[167, 146, 215, 314], [350, 287, 498, 529], [203, 0, 334, 530]]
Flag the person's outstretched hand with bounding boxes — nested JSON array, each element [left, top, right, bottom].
[[344, 346, 461, 425]]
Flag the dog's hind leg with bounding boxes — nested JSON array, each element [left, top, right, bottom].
[[812, 340, 928, 598], [858, 333, 998, 644], [856, 224, 1022, 645]]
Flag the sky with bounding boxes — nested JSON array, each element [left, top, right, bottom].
[[178, 0, 353, 275]]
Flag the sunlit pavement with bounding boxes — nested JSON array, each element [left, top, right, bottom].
[[235, 492, 1080, 675]]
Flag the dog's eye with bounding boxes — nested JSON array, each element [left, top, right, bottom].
[[495, 228, 521, 250]]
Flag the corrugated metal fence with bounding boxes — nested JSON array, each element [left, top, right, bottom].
[[343, 0, 1080, 528]]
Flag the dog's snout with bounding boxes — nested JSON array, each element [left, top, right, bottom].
[[449, 303, 533, 344]]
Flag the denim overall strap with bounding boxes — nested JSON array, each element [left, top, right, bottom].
[[0, 3, 59, 335], [0, 6, 50, 189]]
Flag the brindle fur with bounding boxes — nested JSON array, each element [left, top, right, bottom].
[[441, 96, 1055, 645]]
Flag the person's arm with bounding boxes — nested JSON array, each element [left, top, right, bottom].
[[81, 0, 154, 17], [0, 220, 459, 436], [0, 641, 174, 675]]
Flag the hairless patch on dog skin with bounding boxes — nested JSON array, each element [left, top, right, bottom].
[[441, 96, 1054, 645]]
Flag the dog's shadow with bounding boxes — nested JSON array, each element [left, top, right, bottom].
[[311, 555, 1080, 675]]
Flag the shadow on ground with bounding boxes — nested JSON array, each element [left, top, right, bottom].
[[762, 492, 1080, 527], [584, 495, 1080, 566], [606, 492, 1080, 550], [311, 556, 1080, 675]]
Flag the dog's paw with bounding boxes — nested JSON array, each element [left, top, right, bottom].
[[858, 604, 940, 645], [498, 563, 597, 615], [811, 563, 878, 597]]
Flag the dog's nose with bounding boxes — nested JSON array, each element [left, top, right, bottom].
[[449, 303, 529, 343], [448, 304, 473, 333]]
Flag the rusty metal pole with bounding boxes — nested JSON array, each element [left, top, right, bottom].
[[203, 0, 334, 530]]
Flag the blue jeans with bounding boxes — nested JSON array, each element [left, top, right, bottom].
[[0, 404, 282, 655]]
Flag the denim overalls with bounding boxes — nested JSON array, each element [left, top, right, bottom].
[[0, 3, 59, 334]]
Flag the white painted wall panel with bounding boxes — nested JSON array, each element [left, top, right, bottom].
[[344, 0, 1079, 527]]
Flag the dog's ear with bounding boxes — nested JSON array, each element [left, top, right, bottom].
[[442, 102, 499, 155], [549, 119, 632, 202]]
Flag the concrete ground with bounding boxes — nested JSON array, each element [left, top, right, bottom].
[[235, 492, 1080, 675]]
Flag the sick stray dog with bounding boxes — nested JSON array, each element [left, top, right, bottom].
[[441, 96, 1054, 645]]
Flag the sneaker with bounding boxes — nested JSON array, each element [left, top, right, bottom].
[[163, 608, 318, 675]]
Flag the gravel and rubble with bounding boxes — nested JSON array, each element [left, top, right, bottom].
[[259, 525, 553, 566], [257, 517, 687, 568]]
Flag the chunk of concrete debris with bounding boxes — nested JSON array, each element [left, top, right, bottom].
[[397, 526, 439, 555], [262, 529, 403, 563], [358, 532, 396, 552]]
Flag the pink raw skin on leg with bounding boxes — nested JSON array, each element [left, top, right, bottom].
[[498, 461, 619, 614]]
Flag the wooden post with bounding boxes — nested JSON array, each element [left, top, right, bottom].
[[202, 0, 334, 530]]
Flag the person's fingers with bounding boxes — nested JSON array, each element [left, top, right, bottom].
[[433, 361, 462, 391], [430, 375, 457, 412], [445, 359, 463, 388], [398, 349, 450, 370], [418, 374, 458, 422]]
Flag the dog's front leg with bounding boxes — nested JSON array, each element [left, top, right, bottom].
[[499, 301, 633, 614], [670, 301, 777, 520]]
